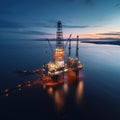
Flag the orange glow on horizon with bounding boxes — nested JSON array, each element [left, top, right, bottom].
[[76, 34, 120, 39]]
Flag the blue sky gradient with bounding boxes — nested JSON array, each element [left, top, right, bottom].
[[0, 0, 120, 39]]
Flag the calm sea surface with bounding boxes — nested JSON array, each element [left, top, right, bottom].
[[0, 39, 120, 120]]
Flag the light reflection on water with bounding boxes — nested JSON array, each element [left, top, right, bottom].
[[54, 90, 65, 110], [76, 81, 84, 105], [63, 83, 68, 93], [47, 87, 53, 96], [44, 71, 84, 111]]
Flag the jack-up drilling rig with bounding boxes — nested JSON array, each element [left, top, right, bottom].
[[2, 21, 83, 96], [41, 21, 83, 84]]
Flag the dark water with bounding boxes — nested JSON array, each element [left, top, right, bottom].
[[0, 39, 120, 120]]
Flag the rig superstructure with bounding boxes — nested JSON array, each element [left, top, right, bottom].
[[41, 21, 83, 84], [2, 21, 83, 96]]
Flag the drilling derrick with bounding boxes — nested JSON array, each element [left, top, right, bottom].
[[54, 21, 65, 67], [56, 21, 64, 48]]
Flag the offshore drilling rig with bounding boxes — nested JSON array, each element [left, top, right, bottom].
[[41, 21, 83, 85], [2, 21, 83, 96]]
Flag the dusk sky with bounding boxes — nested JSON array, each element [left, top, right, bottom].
[[0, 0, 120, 39]]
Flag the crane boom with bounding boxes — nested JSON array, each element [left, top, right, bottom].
[[47, 39, 54, 54], [64, 34, 72, 49]]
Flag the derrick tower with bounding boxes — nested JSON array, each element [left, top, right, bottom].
[[56, 21, 64, 48], [54, 21, 65, 67]]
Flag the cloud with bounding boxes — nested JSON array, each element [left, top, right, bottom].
[[0, 19, 26, 29], [85, 0, 94, 5], [62, 0, 95, 5], [59, 0, 95, 6], [59, 0, 77, 3], [114, 3, 120, 8], [97, 32, 120, 36], [0, 19, 89, 31], [27, 21, 55, 28], [40, 23, 89, 29], [63, 24, 89, 28], [30, 20, 89, 29], [10, 30, 54, 35]]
